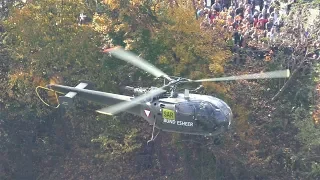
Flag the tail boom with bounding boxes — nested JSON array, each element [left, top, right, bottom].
[[47, 84, 140, 115], [48, 84, 131, 106]]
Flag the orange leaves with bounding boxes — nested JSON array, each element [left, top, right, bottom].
[[8, 71, 30, 89], [150, 2, 161, 12], [233, 105, 253, 140], [129, 0, 142, 6], [4, 0, 106, 90], [156, 2, 231, 78], [114, 23, 129, 32], [102, 0, 120, 10], [202, 82, 230, 98], [102, 0, 143, 10], [313, 109, 320, 125], [209, 63, 224, 74], [95, 0, 231, 83], [158, 55, 169, 64], [313, 83, 320, 126], [164, 4, 200, 34], [209, 49, 232, 74], [92, 14, 112, 34]]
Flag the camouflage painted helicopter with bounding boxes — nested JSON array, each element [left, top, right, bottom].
[[37, 47, 290, 141]]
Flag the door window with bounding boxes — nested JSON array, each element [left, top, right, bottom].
[[175, 102, 195, 116]]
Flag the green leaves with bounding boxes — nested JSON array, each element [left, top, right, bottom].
[[92, 115, 142, 160]]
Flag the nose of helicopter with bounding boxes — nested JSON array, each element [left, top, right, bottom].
[[226, 111, 232, 129], [206, 96, 232, 130], [213, 107, 232, 129]]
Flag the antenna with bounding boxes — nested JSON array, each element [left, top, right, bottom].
[[184, 89, 190, 100]]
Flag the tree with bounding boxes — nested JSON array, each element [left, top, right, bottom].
[[1, 0, 143, 179], [5, 0, 320, 179]]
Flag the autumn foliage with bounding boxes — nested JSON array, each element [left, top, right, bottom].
[[2, 0, 320, 179]]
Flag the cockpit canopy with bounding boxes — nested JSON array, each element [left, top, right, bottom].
[[175, 100, 230, 125]]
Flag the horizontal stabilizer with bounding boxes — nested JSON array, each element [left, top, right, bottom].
[[59, 82, 90, 107]]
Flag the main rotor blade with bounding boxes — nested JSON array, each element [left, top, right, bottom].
[[192, 69, 290, 82], [104, 46, 171, 80], [96, 88, 166, 115]]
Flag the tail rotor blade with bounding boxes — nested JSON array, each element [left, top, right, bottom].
[[192, 69, 290, 82]]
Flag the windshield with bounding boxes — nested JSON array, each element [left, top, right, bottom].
[[194, 101, 214, 118]]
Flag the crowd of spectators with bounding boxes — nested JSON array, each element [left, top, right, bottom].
[[197, 0, 295, 48], [195, 0, 305, 63]]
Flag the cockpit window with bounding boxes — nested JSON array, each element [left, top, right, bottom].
[[193, 101, 215, 121], [197, 101, 213, 116], [175, 100, 224, 122], [175, 103, 195, 116], [207, 96, 231, 117], [213, 108, 226, 122]]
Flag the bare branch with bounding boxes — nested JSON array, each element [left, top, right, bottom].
[[272, 49, 310, 102]]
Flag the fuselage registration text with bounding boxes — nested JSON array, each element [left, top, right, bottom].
[[163, 119, 193, 127]]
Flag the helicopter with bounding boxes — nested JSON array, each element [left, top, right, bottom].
[[37, 46, 290, 141]]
